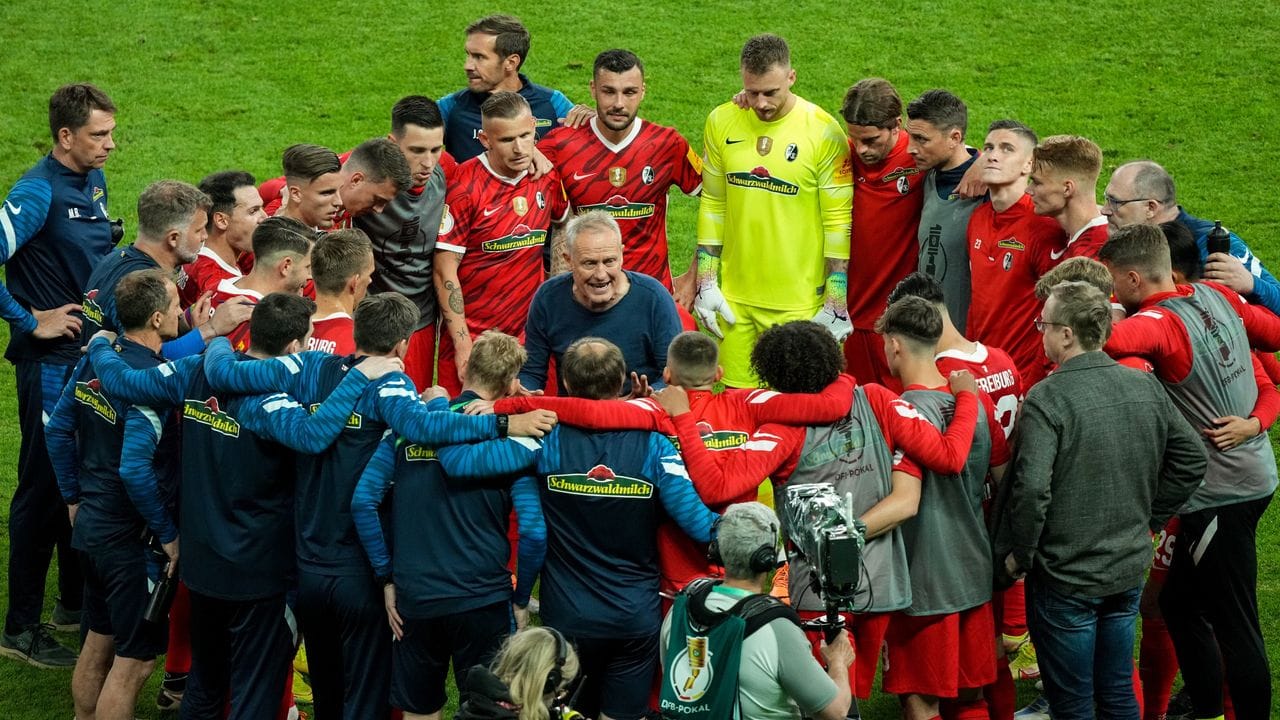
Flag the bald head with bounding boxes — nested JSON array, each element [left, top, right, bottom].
[[1103, 160, 1179, 228]]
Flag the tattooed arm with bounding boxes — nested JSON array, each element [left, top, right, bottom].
[[433, 249, 472, 386]]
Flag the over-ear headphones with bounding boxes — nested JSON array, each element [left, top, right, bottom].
[[707, 516, 779, 575], [543, 626, 569, 696]]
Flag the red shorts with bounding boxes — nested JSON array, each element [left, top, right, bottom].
[[402, 324, 438, 392], [797, 610, 889, 699], [882, 603, 998, 698], [842, 328, 901, 391]]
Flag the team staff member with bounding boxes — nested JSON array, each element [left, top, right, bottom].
[[47, 270, 184, 719], [440, 338, 719, 720], [180, 171, 265, 306], [538, 49, 703, 289], [439, 14, 577, 162], [693, 34, 853, 387], [1, 84, 119, 666]]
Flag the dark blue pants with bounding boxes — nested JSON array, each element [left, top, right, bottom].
[[5, 361, 81, 634], [296, 570, 390, 720], [181, 590, 293, 720]]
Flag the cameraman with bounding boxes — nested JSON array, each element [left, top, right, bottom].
[[659, 502, 853, 720]]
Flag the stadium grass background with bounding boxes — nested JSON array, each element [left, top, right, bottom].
[[1, 1, 1277, 716]]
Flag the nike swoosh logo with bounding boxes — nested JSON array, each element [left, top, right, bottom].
[[483, 206, 501, 217], [572, 171, 597, 181], [725, 139, 745, 145], [4, 201, 20, 216], [1049, 247, 1066, 260]]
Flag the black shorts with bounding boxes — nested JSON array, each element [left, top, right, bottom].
[[564, 632, 659, 720], [80, 543, 166, 660], [391, 600, 510, 714]]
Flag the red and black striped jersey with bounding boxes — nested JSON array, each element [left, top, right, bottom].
[[540, 119, 702, 289], [437, 154, 569, 339]]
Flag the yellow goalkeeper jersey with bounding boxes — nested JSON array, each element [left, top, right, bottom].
[[697, 97, 853, 311]]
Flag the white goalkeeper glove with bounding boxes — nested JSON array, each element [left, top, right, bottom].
[[694, 281, 736, 339], [811, 306, 852, 343]]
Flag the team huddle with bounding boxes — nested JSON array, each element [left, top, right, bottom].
[[0, 11, 1274, 720]]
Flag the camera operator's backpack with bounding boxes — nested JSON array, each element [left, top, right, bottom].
[[659, 578, 801, 720]]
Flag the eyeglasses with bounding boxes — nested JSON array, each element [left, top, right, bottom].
[[1033, 319, 1067, 332], [1102, 194, 1153, 209]]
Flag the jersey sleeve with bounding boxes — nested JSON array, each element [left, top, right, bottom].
[[549, 175, 569, 224], [743, 373, 856, 426], [119, 407, 178, 543], [1103, 309, 1192, 383], [980, 392, 1012, 466], [45, 367, 82, 504], [1205, 280, 1280, 352], [372, 373, 499, 445], [1226, 231, 1280, 315], [0, 176, 54, 333], [1247, 352, 1280, 429], [695, 112, 727, 248], [647, 433, 718, 543], [511, 475, 546, 607], [351, 434, 397, 578], [437, 94, 456, 126], [160, 328, 207, 359], [494, 396, 670, 432], [89, 338, 192, 408], [436, 180, 472, 255], [518, 294, 552, 391], [868, 384, 977, 475], [670, 131, 704, 196], [436, 435, 542, 479], [237, 369, 370, 453], [202, 338, 330, 397], [549, 90, 575, 119], [815, 120, 854, 260], [672, 414, 799, 505]]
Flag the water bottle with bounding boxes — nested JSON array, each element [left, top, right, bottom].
[[1206, 221, 1231, 256], [143, 541, 177, 625]]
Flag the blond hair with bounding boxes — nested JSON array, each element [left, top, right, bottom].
[[1032, 134, 1102, 183], [492, 627, 580, 720], [1035, 257, 1113, 300], [465, 330, 527, 397]]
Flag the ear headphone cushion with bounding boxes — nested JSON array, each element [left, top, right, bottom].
[[544, 627, 568, 695]]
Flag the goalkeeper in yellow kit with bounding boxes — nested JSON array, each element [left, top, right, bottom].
[[694, 33, 854, 387]]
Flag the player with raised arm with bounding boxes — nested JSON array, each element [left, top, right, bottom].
[[694, 34, 853, 387], [1027, 135, 1109, 260], [434, 92, 568, 395]]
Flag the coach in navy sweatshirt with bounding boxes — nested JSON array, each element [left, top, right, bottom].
[[520, 210, 681, 396]]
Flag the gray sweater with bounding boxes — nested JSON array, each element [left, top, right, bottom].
[[992, 351, 1206, 597]]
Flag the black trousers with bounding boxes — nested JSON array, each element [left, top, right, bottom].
[[5, 361, 80, 634], [296, 570, 390, 720], [181, 590, 293, 720], [1160, 494, 1273, 720]]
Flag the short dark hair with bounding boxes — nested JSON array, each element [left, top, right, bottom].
[[905, 89, 968, 134], [874, 296, 943, 352], [251, 216, 315, 264], [751, 321, 844, 393], [311, 229, 373, 295], [282, 144, 341, 184], [987, 119, 1038, 147], [594, 49, 644, 77], [466, 14, 530, 68], [887, 272, 946, 306], [840, 78, 902, 129], [666, 331, 719, 387], [250, 293, 316, 356], [115, 269, 172, 332], [1098, 223, 1172, 282], [346, 138, 411, 193], [391, 95, 443, 136], [136, 180, 212, 241], [481, 91, 531, 122], [1161, 220, 1203, 282], [48, 83, 115, 141], [354, 292, 417, 354], [561, 337, 626, 399], [198, 170, 257, 231], [740, 34, 790, 76]]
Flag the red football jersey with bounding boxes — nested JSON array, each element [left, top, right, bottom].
[[848, 131, 925, 328], [180, 247, 247, 308], [540, 118, 702, 289], [966, 194, 1066, 387], [1058, 215, 1109, 261], [935, 342, 1024, 440], [436, 155, 568, 339], [307, 312, 355, 355], [209, 278, 263, 353]]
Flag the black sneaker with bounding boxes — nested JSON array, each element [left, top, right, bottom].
[[50, 600, 81, 632], [0, 623, 78, 668], [156, 671, 186, 711]]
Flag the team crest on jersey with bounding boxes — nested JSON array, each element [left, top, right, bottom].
[[756, 136, 773, 156], [668, 636, 714, 702], [726, 166, 799, 196], [512, 196, 529, 217], [482, 224, 547, 253], [785, 143, 798, 162], [183, 397, 241, 438], [579, 195, 655, 221], [307, 402, 363, 429], [1003, 252, 1014, 271], [74, 378, 117, 424], [535, 191, 546, 209], [996, 238, 1025, 251], [609, 166, 627, 187], [642, 165, 655, 184], [82, 289, 104, 326], [439, 204, 455, 234], [896, 176, 911, 195], [92, 187, 105, 203], [547, 464, 654, 499], [403, 444, 439, 462], [797, 413, 867, 470]]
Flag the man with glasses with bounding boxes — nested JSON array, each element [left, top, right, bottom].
[[1101, 160, 1280, 314], [995, 280, 1204, 720]]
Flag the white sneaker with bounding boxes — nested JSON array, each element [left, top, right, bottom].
[[1013, 695, 1051, 720]]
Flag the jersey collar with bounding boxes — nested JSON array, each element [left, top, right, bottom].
[[1067, 214, 1108, 246], [477, 153, 528, 186], [218, 277, 264, 300], [198, 246, 243, 276], [935, 342, 989, 364], [589, 116, 644, 154]]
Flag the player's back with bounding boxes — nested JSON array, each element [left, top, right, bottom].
[[936, 342, 1023, 440]]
